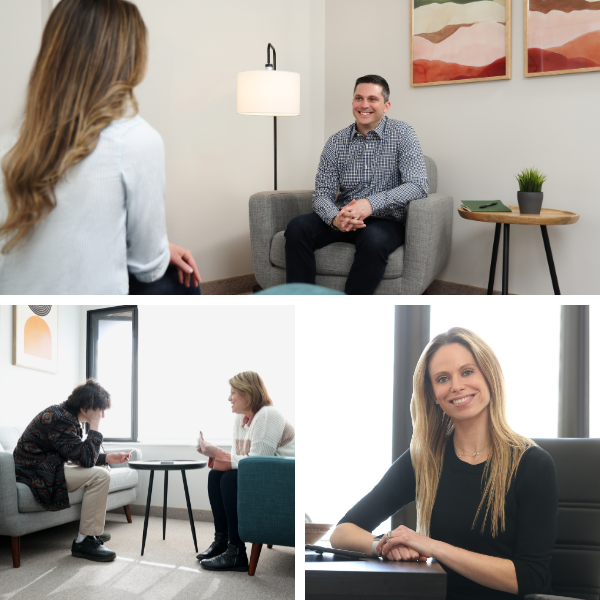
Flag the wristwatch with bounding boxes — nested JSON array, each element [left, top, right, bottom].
[[372, 533, 384, 557]]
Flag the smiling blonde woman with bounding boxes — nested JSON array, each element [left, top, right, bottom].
[[330, 328, 559, 600]]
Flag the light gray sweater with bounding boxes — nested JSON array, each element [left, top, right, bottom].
[[0, 115, 170, 294]]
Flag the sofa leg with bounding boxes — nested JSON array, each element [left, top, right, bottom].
[[248, 542, 263, 576], [267, 544, 273, 549], [123, 505, 133, 523], [11, 536, 20, 568]]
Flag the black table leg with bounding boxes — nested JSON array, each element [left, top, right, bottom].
[[502, 224, 510, 295], [487, 223, 501, 295], [540, 225, 561, 294], [141, 470, 154, 556], [163, 470, 168, 540], [181, 470, 198, 552]]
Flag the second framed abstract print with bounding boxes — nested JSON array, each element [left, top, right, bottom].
[[411, 0, 511, 86], [526, 0, 600, 77]]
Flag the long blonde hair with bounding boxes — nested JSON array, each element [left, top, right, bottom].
[[1, 0, 148, 253], [410, 327, 535, 538]]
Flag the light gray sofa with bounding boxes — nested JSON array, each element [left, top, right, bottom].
[[249, 155, 453, 294], [0, 425, 142, 568]]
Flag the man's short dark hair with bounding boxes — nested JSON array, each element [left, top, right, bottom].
[[65, 379, 111, 413], [354, 75, 390, 103]]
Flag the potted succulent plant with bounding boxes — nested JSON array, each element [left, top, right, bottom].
[[515, 167, 547, 215]]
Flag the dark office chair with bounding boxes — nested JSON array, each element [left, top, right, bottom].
[[524, 439, 600, 600]]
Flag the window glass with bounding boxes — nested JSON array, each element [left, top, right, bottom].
[[590, 308, 598, 438], [430, 306, 561, 438], [301, 305, 394, 538]]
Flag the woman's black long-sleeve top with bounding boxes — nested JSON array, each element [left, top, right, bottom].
[[338, 437, 558, 600]]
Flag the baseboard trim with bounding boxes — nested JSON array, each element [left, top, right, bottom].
[[427, 279, 516, 295], [199, 273, 257, 295], [108, 505, 214, 522]]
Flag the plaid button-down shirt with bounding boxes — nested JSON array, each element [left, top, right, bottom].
[[312, 116, 429, 226]]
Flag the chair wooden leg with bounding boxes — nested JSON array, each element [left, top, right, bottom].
[[123, 505, 133, 523], [11, 536, 21, 568], [267, 544, 273, 549], [248, 542, 263, 576]]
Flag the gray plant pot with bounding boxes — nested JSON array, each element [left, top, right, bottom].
[[517, 191, 543, 215]]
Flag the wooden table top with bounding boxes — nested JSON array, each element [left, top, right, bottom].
[[457, 206, 579, 225]]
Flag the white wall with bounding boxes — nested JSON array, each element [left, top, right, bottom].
[[0, 0, 42, 136], [324, 0, 600, 294], [132, 0, 325, 281], [0, 0, 325, 283], [0, 304, 81, 428]]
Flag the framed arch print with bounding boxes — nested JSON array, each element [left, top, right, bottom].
[[13, 305, 58, 374], [411, 0, 512, 86], [525, 0, 600, 77]]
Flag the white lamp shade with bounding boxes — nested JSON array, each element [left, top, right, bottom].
[[237, 70, 300, 116]]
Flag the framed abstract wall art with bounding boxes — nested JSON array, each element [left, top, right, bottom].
[[13, 305, 58, 374], [526, 0, 600, 77], [411, 0, 512, 86]]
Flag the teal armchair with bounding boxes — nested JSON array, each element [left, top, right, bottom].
[[237, 456, 295, 576]]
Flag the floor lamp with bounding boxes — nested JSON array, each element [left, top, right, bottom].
[[237, 44, 300, 190]]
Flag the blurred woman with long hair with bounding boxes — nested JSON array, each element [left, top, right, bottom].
[[0, 0, 200, 294], [330, 328, 559, 600]]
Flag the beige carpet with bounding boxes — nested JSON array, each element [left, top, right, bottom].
[[0, 513, 294, 600]]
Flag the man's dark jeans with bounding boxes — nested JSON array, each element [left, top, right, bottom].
[[207, 469, 243, 546], [284, 213, 405, 295], [128, 265, 201, 295]]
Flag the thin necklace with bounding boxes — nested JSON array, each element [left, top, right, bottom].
[[454, 441, 489, 458]]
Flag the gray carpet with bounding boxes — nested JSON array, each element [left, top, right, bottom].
[[0, 513, 294, 600]]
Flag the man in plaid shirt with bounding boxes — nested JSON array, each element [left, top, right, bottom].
[[284, 75, 429, 294]]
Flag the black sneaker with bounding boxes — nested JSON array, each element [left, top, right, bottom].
[[71, 536, 117, 562], [196, 532, 228, 560], [98, 532, 111, 543], [200, 543, 248, 572]]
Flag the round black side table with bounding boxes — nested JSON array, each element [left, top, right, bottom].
[[128, 459, 207, 556]]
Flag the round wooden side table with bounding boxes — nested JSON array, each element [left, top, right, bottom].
[[457, 206, 579, 295]]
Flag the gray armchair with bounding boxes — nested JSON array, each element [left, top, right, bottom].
[[249, 156, 453, 294], [0, 425, 142, 568], [524, 438, 600, 600]]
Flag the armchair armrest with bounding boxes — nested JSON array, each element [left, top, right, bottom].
[[0, 452, 20, 536], [238, 456, 295, 547], [249, 190, 313, 289], [400, 192, 453, 294]]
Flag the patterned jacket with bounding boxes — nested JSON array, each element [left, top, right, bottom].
[[13, 403, 107, 511]]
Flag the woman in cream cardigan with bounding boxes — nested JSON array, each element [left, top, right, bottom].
[[195, 371, 295, 572]]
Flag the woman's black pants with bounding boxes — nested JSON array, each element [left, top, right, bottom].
[[207, 469, 243, 546]]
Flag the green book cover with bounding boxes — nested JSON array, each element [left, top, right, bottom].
[[460, 200, 512, 213]]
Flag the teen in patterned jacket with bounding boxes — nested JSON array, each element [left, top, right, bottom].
[[14, 379, 131, 562]]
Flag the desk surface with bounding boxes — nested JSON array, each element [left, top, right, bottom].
[[306, 550, 446, 600]]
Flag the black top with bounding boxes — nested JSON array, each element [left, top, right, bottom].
[[128, 460, 207, 471], [338, 436, 558, 600]]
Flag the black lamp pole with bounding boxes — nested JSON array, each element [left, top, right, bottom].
[[266, 43, 277, 190]]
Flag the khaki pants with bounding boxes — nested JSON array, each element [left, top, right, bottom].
[[64, 464, 111, 536]]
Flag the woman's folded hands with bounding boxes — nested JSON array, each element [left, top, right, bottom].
[[376, 525, 433, 562]]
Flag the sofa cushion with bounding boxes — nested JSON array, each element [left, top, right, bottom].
[[270, 231, 404, 279], [17, 465, 139, 513], [0, 426, 22, 454]]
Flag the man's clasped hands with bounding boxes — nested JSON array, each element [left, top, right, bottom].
[[332, 199, 373, 232], [375, 525, 436, 563]]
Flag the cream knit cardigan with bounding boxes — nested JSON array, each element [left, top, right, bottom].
[[210, 406, 295, 471]]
